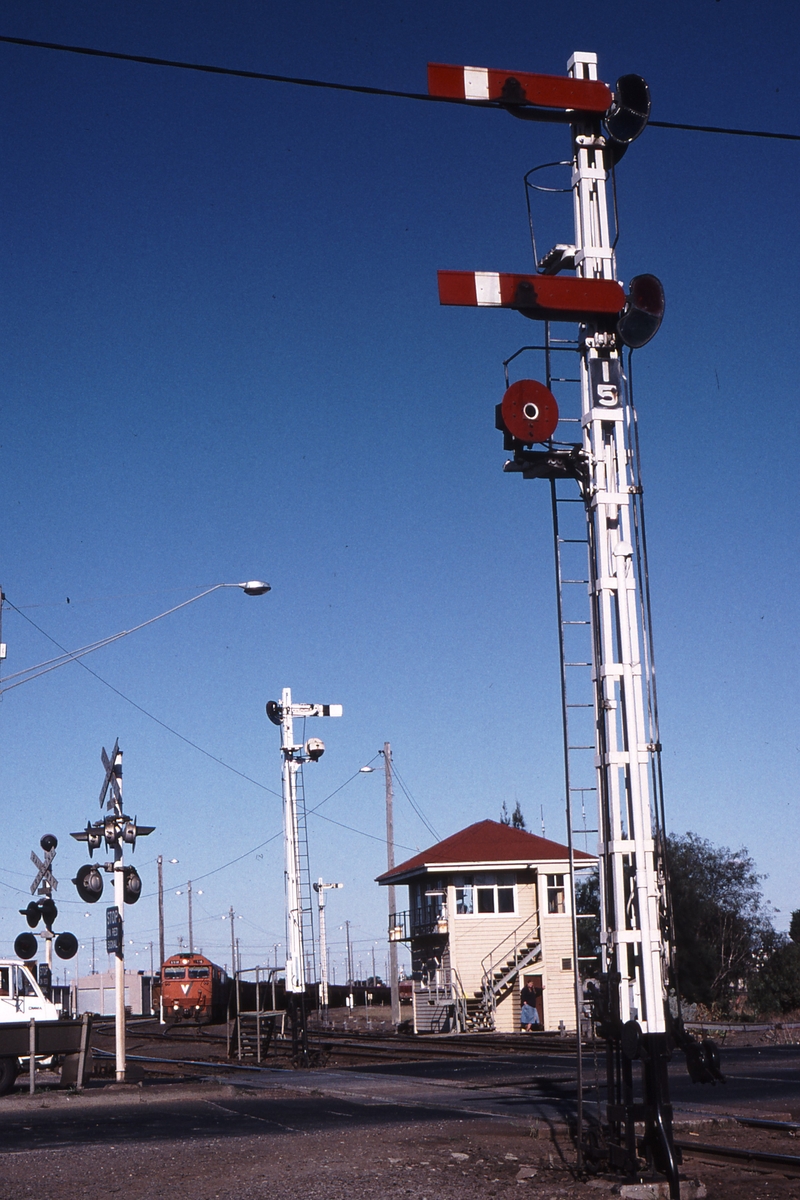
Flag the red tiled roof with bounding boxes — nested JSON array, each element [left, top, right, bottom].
[[376, 819, 594, 883]]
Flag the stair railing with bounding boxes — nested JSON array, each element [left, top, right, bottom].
[[480, 911, 542, 1022]]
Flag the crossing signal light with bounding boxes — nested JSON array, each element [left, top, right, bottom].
[[54, 932, 78, 960], [266, 700, 283, 726], [123, 866, 142, 905], [19, 897, 58, 930], [74, 863, 104, 903], [617, 274, 665, 348], [39, 897, 58, 931], [14, 932, 38, 961], [40, 833, 58, 853]]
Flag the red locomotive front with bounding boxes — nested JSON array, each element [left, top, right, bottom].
[[161, 953, 228, 1023]]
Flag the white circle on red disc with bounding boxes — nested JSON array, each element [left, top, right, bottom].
[[501, 379, 559, 442]]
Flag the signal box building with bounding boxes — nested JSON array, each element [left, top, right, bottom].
[[377, 820, 594, 1034]]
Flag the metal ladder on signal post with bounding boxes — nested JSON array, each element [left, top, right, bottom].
[[293, 758, 317, 988]]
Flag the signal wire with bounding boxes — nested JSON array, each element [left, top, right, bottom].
[[3, 597, 282, 798], [0, 34, 797, 143]]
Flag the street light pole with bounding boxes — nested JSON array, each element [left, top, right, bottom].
[[157, 855, 165, 968]]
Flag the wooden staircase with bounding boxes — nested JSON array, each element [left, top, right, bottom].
[[461, 915, 542, 1032]]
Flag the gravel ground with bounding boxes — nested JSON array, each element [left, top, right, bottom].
[[0, 1081, 797, 1200]]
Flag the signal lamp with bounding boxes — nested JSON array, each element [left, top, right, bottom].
[[617, 274, 665, 348], [54, 932, 78, 960], [497, 379, 559, 445], [74, 863, 104, 904], [122, 820, 137, 846], [40, 833, 58, 853], [306, 737, 325, 762], [123, 866, 142, 905], [39, 897, 58, 932], [104, 818, 120, 847], [21, 901, 41, 928], [266, 700, 283, 726], [14, 932, 38, 961], [604, 75, 651, 163]]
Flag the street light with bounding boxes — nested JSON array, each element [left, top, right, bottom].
[[2, 579, 271, 695]]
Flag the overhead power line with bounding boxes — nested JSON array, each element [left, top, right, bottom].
[[0, 34, 797, 143]]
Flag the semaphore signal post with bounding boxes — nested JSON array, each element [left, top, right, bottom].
[[431, 50, 719, 1196]]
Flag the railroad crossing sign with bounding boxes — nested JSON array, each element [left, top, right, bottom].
[[30, 835, 58, 895], [99, 740, 122, 810]]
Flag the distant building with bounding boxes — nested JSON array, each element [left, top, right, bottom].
[[72, 970, 152, 1016], [377, 819, 594, 1033]]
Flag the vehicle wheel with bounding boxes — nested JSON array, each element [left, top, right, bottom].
[[0, 1057, 19, 1096]]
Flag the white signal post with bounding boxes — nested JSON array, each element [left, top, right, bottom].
[[268, 688, 342, 1061], [313, 878, 342, 1017], [429, 51, 679, 1194]]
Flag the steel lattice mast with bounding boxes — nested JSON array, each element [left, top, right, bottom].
[[429, 50, 694, 1196]]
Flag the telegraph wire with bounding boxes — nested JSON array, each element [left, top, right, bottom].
[[4, 598, 282, 798], [0, 33, 797, 143]]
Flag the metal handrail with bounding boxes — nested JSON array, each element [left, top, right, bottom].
[[480, 911, 542, 1022], [389, 904, 447, 941]]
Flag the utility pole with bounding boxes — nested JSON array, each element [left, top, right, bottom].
[[313, 879, 342, 1020], [382, 743, 401, 1025], [157, 855, 165, 968], [345, 919, 353, 987], [228, 906, 236, 977], [187, 881, 193, 954], [266, 688, 342, 1064]]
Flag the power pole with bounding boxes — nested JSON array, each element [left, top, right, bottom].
[[228, 906, 236, 977], [187, 881, 193, 954], [382, 743, 401, 1025], [157, 855, 165, 969], [345, 919, 353, 987]]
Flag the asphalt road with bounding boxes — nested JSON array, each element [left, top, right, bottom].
[[0, 1043, 796, 1153]]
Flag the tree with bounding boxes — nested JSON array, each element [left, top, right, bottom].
[[500, 801, 526, 829], [789, 910, 800, 945], [666, 833, 772, 1012], [748, 931, 800, 1015]]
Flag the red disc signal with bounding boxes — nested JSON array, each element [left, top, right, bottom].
[[500, 380, 559, 443]]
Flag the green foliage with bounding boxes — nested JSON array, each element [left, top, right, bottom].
[[749, 932, 800, 1015], [666, 832, 772, 1012], [789, 910, 800, 945], [500, 801, 527, 829], [575, 870, 601, 977]]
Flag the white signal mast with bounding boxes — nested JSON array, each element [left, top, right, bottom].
[[267, 688, 341, 1060], [427, 51, 705, 1197]]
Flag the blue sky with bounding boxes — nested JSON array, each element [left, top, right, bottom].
[[0, 1, 796, 984]]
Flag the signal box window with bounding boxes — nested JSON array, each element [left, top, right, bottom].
[[455, 873, 516, 916], [547, 874, 566, 914]]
